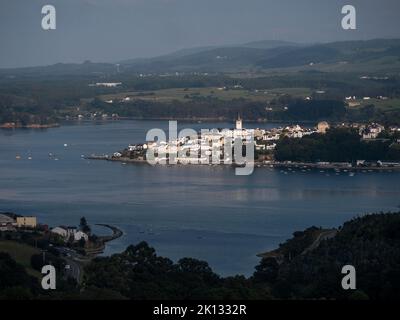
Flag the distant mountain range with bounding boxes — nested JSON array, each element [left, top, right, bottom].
[[1, 38, 400, 75], [119, 40, 303, 73], [120, 38, 400, 73]]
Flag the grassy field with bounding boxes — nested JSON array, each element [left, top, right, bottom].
[[0, 240, 42, 278], [372, 98, 400, 110], [99, 86, 312, 103], [347, 98, 400, 111]]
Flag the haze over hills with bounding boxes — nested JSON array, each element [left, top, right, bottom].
[[120, 40, 299, 64], [1, 38, 400, 75], [120, 38, 400, 73]]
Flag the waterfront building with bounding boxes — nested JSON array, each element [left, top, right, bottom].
[[51, 226, 89, 242], [0, 213, 16, 231], [16, 216, 37, 228], [317, 121, 330, 134]]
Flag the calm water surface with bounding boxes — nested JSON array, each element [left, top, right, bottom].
[[1, 120, 399, 276]]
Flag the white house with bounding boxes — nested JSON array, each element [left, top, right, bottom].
[[51, 226, 88, 242], [0, 214, 16, 231], [94, 82, 122, 88], [361, 123, 385, 139], [73, 231, 89, 242], [51, 226, 68, 238]]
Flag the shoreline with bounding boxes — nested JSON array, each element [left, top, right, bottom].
[[86, 155, 400, 171], [0, 118, 319, 129], [264, 162, 400, 171], [0, 123, 60, 129]]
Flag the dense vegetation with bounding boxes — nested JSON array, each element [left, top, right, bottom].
[[275, 127, 400, 162], [83, 242, 271, 300], [0, 252, 39, 299], [91, 97, 352, 123], [255, 213, 400, 300], [2, 38, 400, 125], [3, 212, 399, 300], [81, 212, 400, 300]]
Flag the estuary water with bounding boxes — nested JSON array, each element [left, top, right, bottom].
[[1, 120, 400, 276]]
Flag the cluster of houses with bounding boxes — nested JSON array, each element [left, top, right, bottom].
[[344, 95, 389, 108], [88, 82, 122, 88], [359, 123, 385, 140], [118, 116, 257, 164], [339, 122, 400, 140], [66, 113, 119, 121], [113, 116, 400, 166], [0, 213, 38, 232], [253, 123, 326, 152], [115, 118, 333, 164], [0, 212, 89, 244], [50, 226, 89, 243]]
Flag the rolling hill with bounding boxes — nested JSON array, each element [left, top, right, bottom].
[[121, 38, 400, 74], [1, 38, 400, 76]]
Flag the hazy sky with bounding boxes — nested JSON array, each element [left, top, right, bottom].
[[1, 0, 400, 68]]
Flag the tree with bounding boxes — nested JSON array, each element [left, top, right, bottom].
[[0, 253, 38, 296], [79, 217, 91, 234], [79, 238, 86, 248], [253, 257, 280, 283]]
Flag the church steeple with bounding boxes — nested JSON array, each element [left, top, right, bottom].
[[235, 114, 242, 130]]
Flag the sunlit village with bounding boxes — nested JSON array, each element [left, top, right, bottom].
[[103, 117, 400, 169]]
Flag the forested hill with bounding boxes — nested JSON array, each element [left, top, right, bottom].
[[254, 212, 400, 300]]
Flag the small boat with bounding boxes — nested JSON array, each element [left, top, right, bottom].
[[16, 155, 21, 160]]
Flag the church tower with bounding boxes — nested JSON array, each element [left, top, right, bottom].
[[235, 114, 242, 130]]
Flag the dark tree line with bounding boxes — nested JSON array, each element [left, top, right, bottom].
[[275, 128, 400, 162], [1, 212, 400, 299]]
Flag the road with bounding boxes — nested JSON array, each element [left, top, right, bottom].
[[53, 224, 123, 283], [55, 246, 83, 284], [64, 256, 81, 283], [301, 229, 338, 255]]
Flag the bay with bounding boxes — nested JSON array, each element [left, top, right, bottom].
[[1, 120, 399, 276]]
